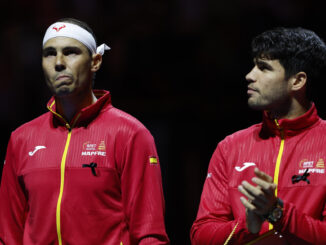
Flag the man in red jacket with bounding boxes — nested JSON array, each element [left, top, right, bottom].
[[191, 28, 326, 244], [0, 18, 169, 245]]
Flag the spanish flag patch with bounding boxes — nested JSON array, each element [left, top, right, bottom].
[[149, 156, 158, 164]]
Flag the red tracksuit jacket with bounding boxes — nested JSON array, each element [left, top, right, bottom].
[[191, 104, 326, 244], [0, 90, 169, 245]]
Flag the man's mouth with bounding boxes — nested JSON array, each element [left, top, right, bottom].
[[247, 87, 258, 95], [55, 74, 72, 81]]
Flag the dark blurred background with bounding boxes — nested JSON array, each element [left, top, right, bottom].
[[1, 0, 326, 244]]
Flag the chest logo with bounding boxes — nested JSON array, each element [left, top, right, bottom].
[[29, 146, 46, 156], [299, 159, 314, 168], [81, 141, 106, 156], [235, 162, 256, 172], [298, 159, 325, 174]]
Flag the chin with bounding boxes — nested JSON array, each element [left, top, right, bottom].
[[248, 100, 266, 111], [54, 87, 74, 97]]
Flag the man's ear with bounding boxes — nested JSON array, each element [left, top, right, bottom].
[[290, 72, 307, 91], [91, 53, 102, 72]]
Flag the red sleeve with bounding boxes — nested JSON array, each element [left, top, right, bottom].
[[120, 128, 169, 245], [0, 135, 27, 244], [273, 201, 326, 243], [190, 144, 259, 245]]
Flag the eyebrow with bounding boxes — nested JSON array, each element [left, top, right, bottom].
[[43, 47, 56, 53], [42, 46, 83, 55], [255, 59, 273, 70], [62, 46, 82, 52]]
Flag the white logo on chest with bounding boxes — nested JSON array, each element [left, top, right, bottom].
[[29, 146, 46, 156], [235, 162, 256, 172]]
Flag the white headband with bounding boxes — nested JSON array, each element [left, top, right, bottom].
[[42, 22, 110, 55]]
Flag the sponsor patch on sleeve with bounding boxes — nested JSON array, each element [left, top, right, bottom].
[[149, 156, 158, 165]]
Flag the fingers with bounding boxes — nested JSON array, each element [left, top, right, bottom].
[[239, 194, 266, 216], [253, 168, 276, 193], [238, 177, 277, 214], [238, 168, 278, 216], [238, 181, 268, 204], [240, 196, 256, 211], [254, 168, 273, 183], [252, 177, 276, 194], [238, 184, 256, 201]]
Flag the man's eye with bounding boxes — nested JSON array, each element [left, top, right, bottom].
[[64, 50, 76, 55], [43, 51, 56, 57], [257, 64, 269, 71], [64, 49, 81, 56]]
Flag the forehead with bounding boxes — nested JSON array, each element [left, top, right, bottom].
[[255, 57, 281, 65], [43, 36, 88, 51]]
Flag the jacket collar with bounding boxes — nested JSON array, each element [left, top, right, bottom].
[[261, 103, 320, 138], [47, 90, 112, 128]]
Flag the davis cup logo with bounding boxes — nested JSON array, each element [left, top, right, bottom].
[[298, 158, 325, 174], [81, 141, 106, 156]]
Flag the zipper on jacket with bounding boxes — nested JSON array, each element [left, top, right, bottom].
[[223, 222, 239, 245], [47, 102, 73, 244], [56, 127, 72, 245], [269, 119, 285, 230], [48, 101, 85, 243], [54, 114, 81, 244]]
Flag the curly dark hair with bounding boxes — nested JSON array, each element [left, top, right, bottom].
[[251, 27, 326, 100]]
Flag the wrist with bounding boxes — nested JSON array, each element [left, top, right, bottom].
[[263, 198, 283, 223], [246, 209, 264, 234]]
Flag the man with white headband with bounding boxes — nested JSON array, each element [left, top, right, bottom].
[[0, 18, 169, 245]]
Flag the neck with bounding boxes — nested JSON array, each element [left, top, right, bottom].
[[268, 98, 311, 120], [55, 90, 97, 123]]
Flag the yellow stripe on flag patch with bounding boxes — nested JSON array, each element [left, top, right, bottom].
[[149, 156, 158, 164]]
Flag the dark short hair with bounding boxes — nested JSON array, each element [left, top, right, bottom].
[[251, 27, 326, 100], [58, 17, 97, 55]]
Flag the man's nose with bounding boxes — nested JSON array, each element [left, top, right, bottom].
[[55, 54, 66, 72], [245, 67, 256, 83]]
